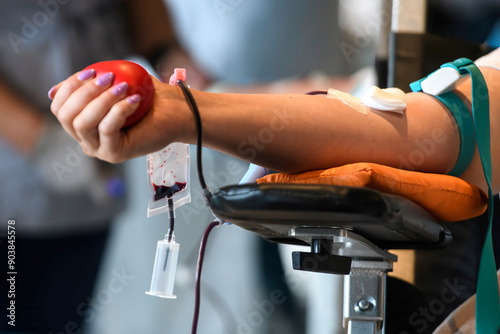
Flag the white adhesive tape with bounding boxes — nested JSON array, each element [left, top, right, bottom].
[[361, 86, 406, 114], [327, 88, 367, 115]]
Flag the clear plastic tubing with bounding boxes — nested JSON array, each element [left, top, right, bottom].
[[146, 234, 180, 299]]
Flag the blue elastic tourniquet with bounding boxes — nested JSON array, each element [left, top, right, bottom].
[[410, 77, 475, 177], [412, 58, 499, 333], [435, 92, 475, 177]]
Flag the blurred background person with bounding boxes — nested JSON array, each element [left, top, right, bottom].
[[0, 1, 205, 333]]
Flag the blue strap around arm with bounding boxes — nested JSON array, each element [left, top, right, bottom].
[[410, 68, 475, 177], [435, 91, 475, 177], [452, 60, 499, 334], [412, 58, 500, 333]]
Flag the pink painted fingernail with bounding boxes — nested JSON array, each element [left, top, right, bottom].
[[95, 72, 114, 87], [127, 94, 141, 104], [111, 82, 128, 96], [77, 69, 96, 81], [48, 85, 57, 99]]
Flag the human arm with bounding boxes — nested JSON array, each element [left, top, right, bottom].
[[124, 0, 210, 89], [183, 88, 460, 175], [207, 74, 355, 95], [48, 50, 500, 193], [48, 71, 460, 174], [124, 0, 176, 59], [0, 78, 46, 153]]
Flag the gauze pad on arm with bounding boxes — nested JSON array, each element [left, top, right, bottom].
[[327, 86, 407, 115], [361, 86, 407, 114]]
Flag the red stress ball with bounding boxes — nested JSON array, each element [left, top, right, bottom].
[[83, 60, 154, 128]]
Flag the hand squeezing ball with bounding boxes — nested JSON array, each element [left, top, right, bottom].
[[83, 60, 154, 127]]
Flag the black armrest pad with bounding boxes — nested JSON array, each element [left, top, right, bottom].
[[210, 184, 451, 249]]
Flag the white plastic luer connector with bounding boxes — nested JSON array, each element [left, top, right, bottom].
[[146, 235, 180, 299]]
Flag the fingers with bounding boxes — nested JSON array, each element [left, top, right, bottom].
[[48, 68, 142, 161], [51, 70, 114, 138], [47, 83, 60, 100], [50, 69, 96, 114], [72, 81, 129, 149], [97, 94, 142, 161], [50, 69, 97, 140]]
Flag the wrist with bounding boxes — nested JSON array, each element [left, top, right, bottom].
[[176, 88, 210, 145], [153, 80, 205, 145]]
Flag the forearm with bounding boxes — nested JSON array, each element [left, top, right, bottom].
[[189, 90, 460, 174], [124, 0, 210, 88], [187, 65, 500, 193], [124, 0, 176, 57], [0, 80, 45, 153]]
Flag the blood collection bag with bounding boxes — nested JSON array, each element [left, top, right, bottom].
[[147, 142, 191, 217]]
